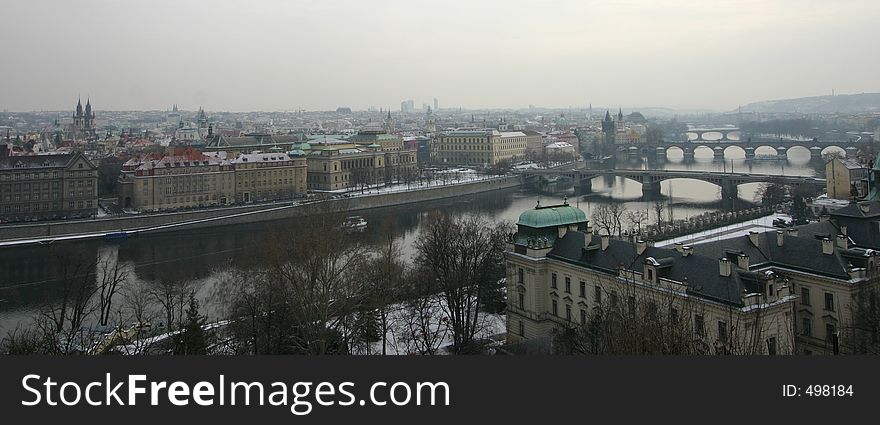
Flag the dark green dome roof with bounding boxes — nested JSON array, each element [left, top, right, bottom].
[[517, 199, 587, 228]]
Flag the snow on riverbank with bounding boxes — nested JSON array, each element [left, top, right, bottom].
[[656, 213, 790, 247]]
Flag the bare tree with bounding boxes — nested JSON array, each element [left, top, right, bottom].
[[625, 209, 649, 235], [149, 279, 192, 333], [95, 249, 130, 327], [361, 221, 406, 354], [414, 214, 511, 354], [224, 204, 371, 355], [841, 285, 880, 354], [592, 203, 627, 237], [653, 199, 666, 230], [39, 253, 98, 354]]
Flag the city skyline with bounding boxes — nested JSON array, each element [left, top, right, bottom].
[[1, 0, 879, 112]]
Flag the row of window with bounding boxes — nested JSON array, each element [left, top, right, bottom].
[[520, 268, 777, 351], [800, 286, 836, 312]]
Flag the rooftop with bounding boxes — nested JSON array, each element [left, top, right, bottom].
[[516, 198, 587, 229]]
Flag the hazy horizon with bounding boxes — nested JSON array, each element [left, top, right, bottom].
[[2, 0, 878, 112]]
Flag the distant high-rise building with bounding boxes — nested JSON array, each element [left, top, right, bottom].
[[400, 99, 415, 114], [433, 98, 439, 111]]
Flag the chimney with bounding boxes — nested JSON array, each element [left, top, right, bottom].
[[840, 225, 847, 236], [737, 253, 750, 269], [682, 246, 693, 257], [584, 230, 591, 247], [636, 239, 647, 255], [674, 242, 683, 253], [776, 230, 784, 247], [836, 234, 848, 250], [585, 224, 593, 236], [0, 143, 8, 158], [858, 202, 871, 214], [719, 258, 731, 277], [822, 237, 834, 255], [601, 235, 610, 251], [786, 228, 799, 238], [748, 231, 760, 247]]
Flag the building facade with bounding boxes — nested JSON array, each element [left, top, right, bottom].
[[505, 200, 797, 355], [71, 98, 96, 140], [118, 147, 235, 211], [306, 140, 388, 192], [0, 145, 98, 222], [432, 130, 527, 166], [231, 152, 307, 203], [826, 157, 868, 200], [119, 147, 308, 210]]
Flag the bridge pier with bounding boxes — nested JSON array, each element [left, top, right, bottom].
[[713, 147, 725, 160], [810, 147, 823, 159], [682, 147, 695, 162], [575, 178, 592, 194], [744, 147, 755, 160], [720, 181, 738, 202], [655, 147, 667, 159], [846, 147, 858, 158], [776, 147, 788, 160], [642, 181, 661, 200]]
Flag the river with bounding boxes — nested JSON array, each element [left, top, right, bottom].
[[0, 146, 835, 333]]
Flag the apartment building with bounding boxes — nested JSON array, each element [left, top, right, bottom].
[[0, 144, 98, 222]]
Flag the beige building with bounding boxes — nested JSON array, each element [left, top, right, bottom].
[[0, 145, 98, 222], [306, 140, 388, 192], [231, 152, 307, 203], [505, 200, 797, 355], [779, 203, 880, 354], [120, 147, 308, 210], [432, 129, 527, 166], [826, 157, 867, 200], [305, 129, 417, 192], [119, 147, 235, 211], [522, 130, 544, 157]]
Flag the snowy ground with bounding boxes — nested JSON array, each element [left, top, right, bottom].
[[337, 173, 509, 197], [366, 300, 506, 355], [656, 213, 790, 247]]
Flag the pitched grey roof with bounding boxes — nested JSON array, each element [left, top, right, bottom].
[[692, 230, 852, 280], [547, 232, 749, 307], [830, 202, 880, 218], [0, 152, 78, 170]]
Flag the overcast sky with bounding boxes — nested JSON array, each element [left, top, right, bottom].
[[2, 0, 878, 112]]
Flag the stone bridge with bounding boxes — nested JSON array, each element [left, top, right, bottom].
[[519, 168, 826, 200], [686, 128, 740, 142], [620, 137, 863, 160]]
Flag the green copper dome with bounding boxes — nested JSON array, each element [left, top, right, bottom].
[[516, 199, 587, 228]]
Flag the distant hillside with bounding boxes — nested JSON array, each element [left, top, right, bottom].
[[738, 93, 880, 114]]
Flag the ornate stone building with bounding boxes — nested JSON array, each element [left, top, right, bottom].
[[505, 200, 797, 355], [72, 97, 96, 139], [432, 129, 527, 166]]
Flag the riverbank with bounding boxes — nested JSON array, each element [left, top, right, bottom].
[[0, 175, 521, 247]]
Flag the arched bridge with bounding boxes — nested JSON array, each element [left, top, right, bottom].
[[686, 128, 740, 142], [519, 168, 826, 200], [624, 137, 862, 160]]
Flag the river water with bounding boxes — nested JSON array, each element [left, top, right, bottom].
[[0, 146, 835, 333]]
